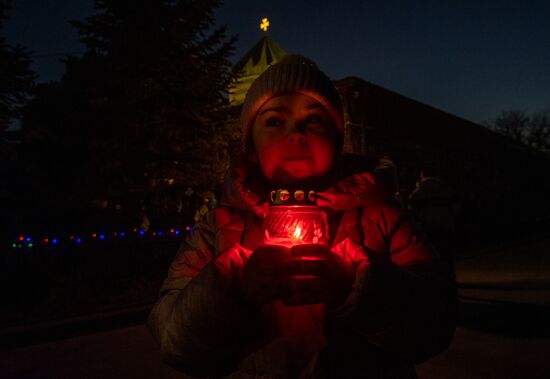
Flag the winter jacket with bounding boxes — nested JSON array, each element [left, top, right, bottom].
[[148, 155, 456, 378]]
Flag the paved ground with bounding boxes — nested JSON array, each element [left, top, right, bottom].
[[2, 320, 549, 379], [417, 235, 550, 378], [1, 324, 181, 379], [1, 235, 549, 378], [417, 325, 550, 379], [455, 236, 550, 305]]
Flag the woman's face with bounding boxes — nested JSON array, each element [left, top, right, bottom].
[[251, 93, 336, 186]]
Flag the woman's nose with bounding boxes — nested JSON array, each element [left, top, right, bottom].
[[288, 133, 305, 143], [287, 122, 305, 143]]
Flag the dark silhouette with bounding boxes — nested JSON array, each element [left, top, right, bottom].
[[486, 109, 550, 153], [68, 0, 237, 193], [0, 0, 36, 132], [408, 168, 458, 265], [0, 0, 36, 239], [10, 0, 238, 232]]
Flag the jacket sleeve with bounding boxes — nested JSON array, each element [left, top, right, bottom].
[[330, 204, 457, 363], [147, 211, 261, 377]]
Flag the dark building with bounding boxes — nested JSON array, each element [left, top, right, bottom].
[[336, 77, 550, 243]]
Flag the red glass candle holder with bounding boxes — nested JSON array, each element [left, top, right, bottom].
[[262, 189, 328, 247]]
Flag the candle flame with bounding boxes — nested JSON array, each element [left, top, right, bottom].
[[293, 224, 302, 240]]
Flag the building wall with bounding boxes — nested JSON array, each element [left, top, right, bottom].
[[335, 77, 550, 243]]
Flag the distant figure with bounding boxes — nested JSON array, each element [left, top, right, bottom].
[[193, 191, 217, 223], [376, 155, 404, 208], [408, 168, 458, 264], [140, 209, 151, 232]]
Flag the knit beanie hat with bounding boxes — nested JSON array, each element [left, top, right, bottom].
[[240, 54, 344, 150]]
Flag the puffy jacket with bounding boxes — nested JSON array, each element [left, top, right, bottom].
[[148, 155, 456, 378]]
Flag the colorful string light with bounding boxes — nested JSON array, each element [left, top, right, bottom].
[[7, 225, 192, 251]]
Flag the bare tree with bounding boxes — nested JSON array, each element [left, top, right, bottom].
[[489, 110, 530, 144], [487, 109, 550, 153], [527, 110, 550, 153]]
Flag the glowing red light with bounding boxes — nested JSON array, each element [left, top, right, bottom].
[[19, 236, 24, 241], [262, 205, 329, 247], [170, 229, 174, 233], [92, 233, 97, 238], [185, 226, 190, 231], [132, 228, 137, 232], [43, 238, 49, 243], [69, 236, 75, 240]]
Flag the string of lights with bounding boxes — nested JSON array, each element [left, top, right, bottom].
[[8, 225, 194, 251]]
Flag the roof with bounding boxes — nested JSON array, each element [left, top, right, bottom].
[[229, 36, 287, 106]]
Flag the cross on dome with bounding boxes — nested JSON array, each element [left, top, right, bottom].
[[260, 18, 270, 32]]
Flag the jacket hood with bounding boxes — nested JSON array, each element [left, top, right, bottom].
[[219, 154, 396, 219]]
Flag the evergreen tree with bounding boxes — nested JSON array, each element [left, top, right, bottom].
[[18, 81, 94, 232], [0, 0, 35, 131], [0, 0, 36, 238], [66, 0, 237, 219]]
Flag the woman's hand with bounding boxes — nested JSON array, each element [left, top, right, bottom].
[[240, 244, 354, 307], [283, 244, 354, 307], [240, 245, 292, 305]]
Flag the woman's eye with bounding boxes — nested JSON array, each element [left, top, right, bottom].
[[266, 117, 283, 127], [306, 114, 324, 125]]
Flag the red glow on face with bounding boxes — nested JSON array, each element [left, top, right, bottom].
[[251, 93, 335, 186]]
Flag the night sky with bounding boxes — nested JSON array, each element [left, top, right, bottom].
[[4, 0, 549, 124]]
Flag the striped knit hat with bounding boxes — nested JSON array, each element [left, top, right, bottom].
[[241, 54, 344, 150]]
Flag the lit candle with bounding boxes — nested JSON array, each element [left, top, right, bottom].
[[262, 189, 328, 248]]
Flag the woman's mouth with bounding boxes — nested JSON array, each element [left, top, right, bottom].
[[283, 156, 312, 161]]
